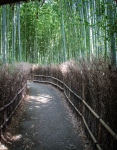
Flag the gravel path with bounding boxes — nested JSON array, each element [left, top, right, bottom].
[[3, 82, 84, 150]]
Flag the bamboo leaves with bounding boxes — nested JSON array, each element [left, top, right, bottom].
[[0, 0, 117, 65]]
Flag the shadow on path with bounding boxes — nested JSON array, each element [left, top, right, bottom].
[[2, 82, 84, 150]]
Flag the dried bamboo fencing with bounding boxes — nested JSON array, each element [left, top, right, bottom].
[[33, 75, 117, 150], [0, 83, 27, 135]]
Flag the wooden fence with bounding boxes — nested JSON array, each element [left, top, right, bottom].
[[0, 83, 27, 135], [33, 75, 117, 150]]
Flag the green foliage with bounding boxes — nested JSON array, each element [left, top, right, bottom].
[[0, 0, 117, 65]]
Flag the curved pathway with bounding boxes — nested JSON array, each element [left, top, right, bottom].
[[5, 82, 84, 150]]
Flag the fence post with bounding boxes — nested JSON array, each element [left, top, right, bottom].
[[69, 80, 71, 99], [82, 82, 85, 116], [63, 76, 65, 92], [97, 108, 103, 144], [97, 122, 102, 143], [57, 75, 58, 86]]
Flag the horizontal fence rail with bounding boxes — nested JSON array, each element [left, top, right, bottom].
[[33, 74, 117, 150], [0, 83, 27, 131]]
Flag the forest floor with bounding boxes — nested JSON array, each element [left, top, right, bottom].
[[0, 82, 92, 150]]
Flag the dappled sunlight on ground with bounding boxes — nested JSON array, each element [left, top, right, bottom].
[[0, 133, 22, 150], [30, 94, 52, 104], [9, 134, 22, 142], [0, 142, 8, 150], [27, 84, 53, 109]]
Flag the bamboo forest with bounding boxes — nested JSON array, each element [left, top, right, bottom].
[[0, 0, 117, 150], [0, 0, 117, 65]]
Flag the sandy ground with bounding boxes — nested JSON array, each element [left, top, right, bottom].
[[0, 81, 91, 150]]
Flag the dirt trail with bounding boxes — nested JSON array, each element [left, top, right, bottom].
[[3, 82, 84, 150]]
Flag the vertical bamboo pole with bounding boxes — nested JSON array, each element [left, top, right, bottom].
[[2, 5, 7, 64]]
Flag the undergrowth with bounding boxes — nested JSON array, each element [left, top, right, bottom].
[[0, 63, 31, 108]]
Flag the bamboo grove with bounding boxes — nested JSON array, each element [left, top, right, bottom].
[[0, 0, 117, 65]]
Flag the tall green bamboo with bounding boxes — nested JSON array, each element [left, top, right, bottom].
[[12, 5, 17, 63], [17, 3, 21, 62], [2, 5, 7, 64]]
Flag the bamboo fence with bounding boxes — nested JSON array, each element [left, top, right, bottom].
[[33, 74, 117, 150], [0, 83, 27, 135]]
